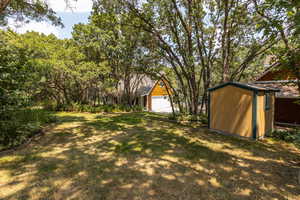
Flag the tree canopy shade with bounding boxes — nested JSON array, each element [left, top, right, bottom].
[[0, 0, 65, 27]]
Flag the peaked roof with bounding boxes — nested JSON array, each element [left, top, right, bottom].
[[255, 61, 300, 82], [254, 63, 280, 81], [138, 86, 153, 96], [208, 82, 280, 92], [253, 82, 299, 97], [139, 79, 162, 96]]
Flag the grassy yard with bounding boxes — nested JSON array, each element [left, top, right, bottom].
[[0, 112, 299, 200]]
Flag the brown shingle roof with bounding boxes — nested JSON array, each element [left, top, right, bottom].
[[253, 82, 299, 97]]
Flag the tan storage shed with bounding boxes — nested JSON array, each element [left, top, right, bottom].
[[208, 82, 279, 139]]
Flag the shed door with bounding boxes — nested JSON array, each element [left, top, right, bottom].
[[151, 96, 172, 113]]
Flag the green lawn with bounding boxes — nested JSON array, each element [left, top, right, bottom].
[[0, 112, 299, 200]]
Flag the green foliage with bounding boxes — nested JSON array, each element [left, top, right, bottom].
[[0, 30, 52, 151], [0, 1, 298, 154], [0, 28, 145, 152], [270, 128, 300, 147], [254, 0, 300, 94], [44, 102, 143, 113], [72, 8, 153, 106], [102, 0, 277, 114], [0, 108, 56, 151], [254, 0, 299, 38], [0, 30, 35, 121], [0, 0, 63, 27], [1, 30, 114, 107]]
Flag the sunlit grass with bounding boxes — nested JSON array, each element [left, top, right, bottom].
[[0, 112, 299, 200]]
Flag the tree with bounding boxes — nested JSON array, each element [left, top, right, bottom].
[[0, 30, 30, 115], [253, 0, 300, 93], [73, 4, 154, 107], [0, 0, 74, 27], [99, 0, 274, 115], [1, 30, 113, 108]]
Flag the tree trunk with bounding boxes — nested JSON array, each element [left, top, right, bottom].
[[221, 0, 231, 82], [0, 0, 10, 14], [298, 169, 300, 185]]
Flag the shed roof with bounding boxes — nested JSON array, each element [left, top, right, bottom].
[[127, 76, 156, 96], [208, 82, 280, 92], [139, 79, 170, 96], [253, 82, 299, 97], [138, 86, 153, 96]]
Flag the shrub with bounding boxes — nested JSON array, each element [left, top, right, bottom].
[[43, 102, 144, 113], [270, 128, 300, 147], [132, 105, 143, 112], [42, 100, 57, 111], [0, 108, 56, 151]]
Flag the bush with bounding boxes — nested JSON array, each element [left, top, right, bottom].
[[0, 108, 56, 151], [43, 102, 144, 113], [42, 100, 58, 111], [270, 128, 300, 146]]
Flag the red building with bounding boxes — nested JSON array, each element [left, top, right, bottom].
[[254, 66, 300, 125]]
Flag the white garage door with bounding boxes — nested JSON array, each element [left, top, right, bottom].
[[152, 96, 172, 113]]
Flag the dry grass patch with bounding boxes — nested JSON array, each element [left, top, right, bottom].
[[0, 112, 300, 200]]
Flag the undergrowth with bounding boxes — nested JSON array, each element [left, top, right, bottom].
[[270, 128, 300, 148], [0, 108, 56, 151], [44, 102, 143, 113]]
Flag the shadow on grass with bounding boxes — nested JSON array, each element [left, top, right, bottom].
[[0, 112, 299, 200], [55, 115, 88, 124]]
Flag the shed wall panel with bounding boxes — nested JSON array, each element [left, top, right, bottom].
[[265, 94, 275, 134], [257, 92, 275, 138], [257, 93, 266, 138], [210, 85, 253, 137]]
